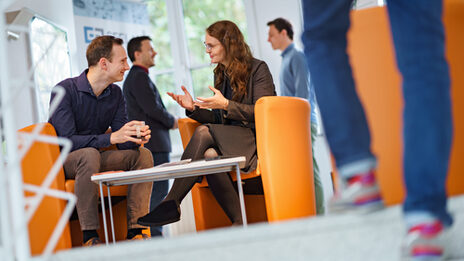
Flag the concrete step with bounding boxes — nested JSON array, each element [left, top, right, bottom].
[[50, 195, 464, 261]]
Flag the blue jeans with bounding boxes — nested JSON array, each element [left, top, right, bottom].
[[301, 0, 453, 226], [150, 152, 170, 236]]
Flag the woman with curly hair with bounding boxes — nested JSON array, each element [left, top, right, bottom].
[[138, 20, 276, 227]]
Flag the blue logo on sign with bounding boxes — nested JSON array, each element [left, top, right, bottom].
[[84, 26, 104, 43]]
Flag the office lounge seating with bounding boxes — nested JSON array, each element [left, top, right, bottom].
[[178, 96, 317, 231], [19, 123, 132, 254]]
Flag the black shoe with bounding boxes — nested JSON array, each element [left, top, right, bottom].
[[82, 237, 101, 247], [137, 200, 180, 227]]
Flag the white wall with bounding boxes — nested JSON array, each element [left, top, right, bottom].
[[246, 0, 334, 205], [5, 10, 37, 130], [245, 0, 303, 96]]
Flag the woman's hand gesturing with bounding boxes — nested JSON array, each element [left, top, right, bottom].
[[195, 86, 229, 110], [167, 86, 195, 111]]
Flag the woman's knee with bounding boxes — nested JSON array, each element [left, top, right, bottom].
[[204, 148, 219, 159], [193, 125, 211, 139]]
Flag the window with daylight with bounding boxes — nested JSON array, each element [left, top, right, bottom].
[[30, 16, 71, 122], [146, 0, 248, 158], [182, 0, 247, 99]]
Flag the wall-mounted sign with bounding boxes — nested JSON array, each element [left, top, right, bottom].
[[73, 0, 151, 72]]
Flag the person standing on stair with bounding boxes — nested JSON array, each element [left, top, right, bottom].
[[301, 0, 453, 260]]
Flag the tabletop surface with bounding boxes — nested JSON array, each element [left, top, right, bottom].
[[91, 156, 246, 186]]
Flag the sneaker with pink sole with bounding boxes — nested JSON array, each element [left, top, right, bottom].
[[402, 220, 447, 261], [328, 170, 384, 214]]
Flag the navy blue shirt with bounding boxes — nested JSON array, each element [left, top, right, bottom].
[[49, 70, 137, 151]]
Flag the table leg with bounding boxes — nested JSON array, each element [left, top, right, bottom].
[[235, 163, 247, 227], [99, 182, 109, 245], [107, 185, 116, 244]]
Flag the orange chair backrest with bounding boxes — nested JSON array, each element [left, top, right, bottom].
[[178, 118, 201, 150], [18, 123, 71, 255], [255, 96, 316, 220]]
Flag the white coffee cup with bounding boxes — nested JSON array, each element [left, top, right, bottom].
[[136, 121, 145, 139]]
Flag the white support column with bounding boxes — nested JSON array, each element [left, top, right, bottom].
[[243, 0, 261, 59], [163, 0, 197, 236], [0, 127, 14, 260], [0, 1, 31, 260], [166, 0, 194, 103]]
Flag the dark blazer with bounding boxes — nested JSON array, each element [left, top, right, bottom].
[[187, 58, 276, 172], [123, 66, 175, 153]]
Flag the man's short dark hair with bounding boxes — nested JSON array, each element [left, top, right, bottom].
[[127, 36, 152, 63], [86, 35, 124, 67], [267, 18, 294, 40]]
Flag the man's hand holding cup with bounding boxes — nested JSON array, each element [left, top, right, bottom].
[[110, 120, 151, 145]]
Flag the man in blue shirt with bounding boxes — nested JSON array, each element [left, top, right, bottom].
[[49, 35, 153, 245], [267, 18, 324, 214], [124, 36, 178, 237]]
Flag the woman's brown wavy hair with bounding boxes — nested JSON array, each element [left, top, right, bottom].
[[206, 20, 253, 101]]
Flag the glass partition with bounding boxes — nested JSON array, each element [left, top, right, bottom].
[[30, 16, 71, 122]]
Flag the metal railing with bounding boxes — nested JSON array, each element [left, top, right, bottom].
[[0, 2, 76, 260]]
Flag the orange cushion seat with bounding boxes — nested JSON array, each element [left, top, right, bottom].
[[64, 180, 128, 197]]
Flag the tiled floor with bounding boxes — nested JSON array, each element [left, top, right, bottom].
[[51, 195, 464, 261]]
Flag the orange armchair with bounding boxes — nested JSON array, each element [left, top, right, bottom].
[[19, 123, 132, 255], [178, 96, 316, 231]]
